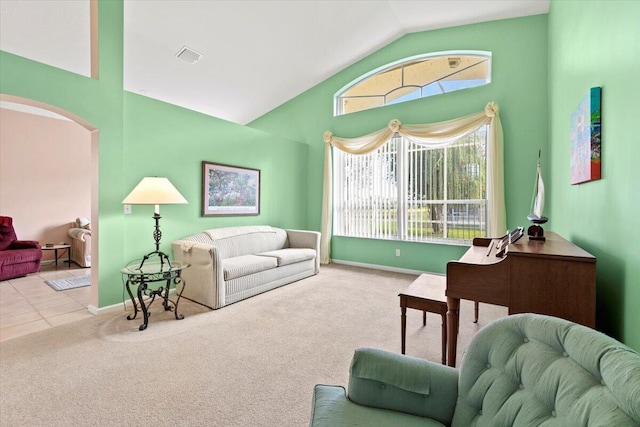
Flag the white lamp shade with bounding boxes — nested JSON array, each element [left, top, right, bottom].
[[122, 177, 188, 205]]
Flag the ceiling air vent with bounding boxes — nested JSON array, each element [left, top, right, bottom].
[[176, 46, 203, 64]]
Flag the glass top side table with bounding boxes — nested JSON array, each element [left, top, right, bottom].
[[121, 261, 189, 331]]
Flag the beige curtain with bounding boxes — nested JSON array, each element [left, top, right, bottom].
[[320, 102, 505, 264]]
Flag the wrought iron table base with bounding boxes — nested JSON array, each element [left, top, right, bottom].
[[124, 273, 186, 331]]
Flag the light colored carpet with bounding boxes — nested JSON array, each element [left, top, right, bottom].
[[44, 275, 91, 291], [0, 264, 507, 426]]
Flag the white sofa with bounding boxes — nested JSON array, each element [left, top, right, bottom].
[[67, 217, 91, 267], [171, 226, 320, 309]]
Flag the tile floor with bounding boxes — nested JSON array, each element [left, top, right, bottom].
[[0, 263, 93, 342]]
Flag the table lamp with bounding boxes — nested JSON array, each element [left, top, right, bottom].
[[122, 177, 188, 268]]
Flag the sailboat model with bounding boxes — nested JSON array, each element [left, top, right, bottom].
[[527, 150, 548, 241]]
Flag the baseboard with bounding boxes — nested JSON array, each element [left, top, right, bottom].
[[88, 288, 178, 315], [88, 264, 430, 314], [88, 302, 125, 315], [330, 259, 440, 277], [88, 299, 136, 315]]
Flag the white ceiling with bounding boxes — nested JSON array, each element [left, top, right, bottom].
[[0, 0, 91, 77], [1, 0, 549, 125]]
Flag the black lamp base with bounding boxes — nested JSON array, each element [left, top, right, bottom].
[[137, 213, 172, 270], [527, 215, 548, 241], [527, 224, 546, 241], [138, 250, 172, 270]]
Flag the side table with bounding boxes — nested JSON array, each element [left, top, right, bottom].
[[42, 244, 71, 268], [121, 261, 189, 331]]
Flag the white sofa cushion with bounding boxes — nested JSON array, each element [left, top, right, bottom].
[[257, 248, 317, 267], [184, 227, 288, 259], [205, 225, 274, 240], [223, 255, 278, 281], [75, 217, 91, 230]]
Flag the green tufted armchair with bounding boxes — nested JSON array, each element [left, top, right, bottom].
[[310, 313, 640, 426]]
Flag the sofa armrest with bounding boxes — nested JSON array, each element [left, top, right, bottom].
[[68, 228, 91, 242], [310, 385, 349, 427], [347, 348, 458, 425], [8, 240, 41, 250], [286, 229, 320, 273], [172, 241, 225, 309], [310, 384, 441, 427]]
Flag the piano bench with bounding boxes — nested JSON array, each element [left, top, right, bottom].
[[399, 274, 481, 364], [399, 274, 449, 365]]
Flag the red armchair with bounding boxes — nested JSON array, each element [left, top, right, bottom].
[[0, 216, 42, 281]]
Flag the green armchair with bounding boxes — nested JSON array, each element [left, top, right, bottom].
[[310, 313, 640, 426]]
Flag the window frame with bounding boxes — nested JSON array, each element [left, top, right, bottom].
[[332, 127, 489, 245], [334, 50, 492, 117]]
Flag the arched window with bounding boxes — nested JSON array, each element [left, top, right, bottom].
[[335, 51, 492, 116]]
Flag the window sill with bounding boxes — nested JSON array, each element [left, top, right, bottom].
[[332, 234, 472, 247]]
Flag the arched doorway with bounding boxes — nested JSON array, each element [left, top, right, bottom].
[[0, 94, 100, 309]]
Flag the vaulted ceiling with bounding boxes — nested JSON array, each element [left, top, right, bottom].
[[0, 0, 550, 124]]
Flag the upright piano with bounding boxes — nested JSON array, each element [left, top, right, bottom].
[[445, 231, 596, 367]]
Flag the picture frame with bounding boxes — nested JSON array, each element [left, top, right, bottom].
[[570, 87, 602, 185], [202, 161, 260, 216]]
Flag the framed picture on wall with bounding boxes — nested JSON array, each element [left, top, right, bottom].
[[202, 161, 260, 216], [570, 87, 602, 184]]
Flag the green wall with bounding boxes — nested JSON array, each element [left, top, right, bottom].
[[250, 15, 549, 274], [122, 93, 309, 265], [0, 1, 309, 307], [0, 0, 126, 308], [548, 0, 639, 348]]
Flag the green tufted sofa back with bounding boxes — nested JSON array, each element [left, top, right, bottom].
[[452, 314, 640, 426]]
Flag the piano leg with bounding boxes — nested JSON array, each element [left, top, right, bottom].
[[401, 305, 407, 354], [447, 296, 460, 367], [474, 301, 479, 323]]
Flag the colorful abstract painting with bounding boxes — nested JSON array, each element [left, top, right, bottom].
[[570, 87, 601, 184]]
